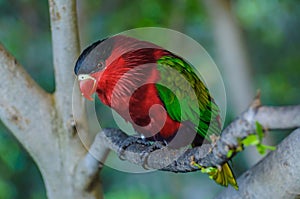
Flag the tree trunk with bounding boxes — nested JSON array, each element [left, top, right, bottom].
[[0, 0, 104, 198]]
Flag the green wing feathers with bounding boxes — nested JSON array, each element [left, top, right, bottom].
[[156, 55, 220, 139], [156, 55, 238, 189]]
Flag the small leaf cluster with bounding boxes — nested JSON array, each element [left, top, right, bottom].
[[227, 121, 276, 158]]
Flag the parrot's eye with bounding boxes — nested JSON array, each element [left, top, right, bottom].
[[97, 61, 105, 69]]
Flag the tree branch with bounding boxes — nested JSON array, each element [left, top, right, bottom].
[[49, 0, 83, 130], [75, 134, 110, 190], [216, 128, 300, 199], [48, 1, 105, 198], [0, 43, 57, 164], [83, 100, 300, 175]]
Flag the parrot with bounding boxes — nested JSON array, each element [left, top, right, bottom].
[[74, 35, 238, 189]]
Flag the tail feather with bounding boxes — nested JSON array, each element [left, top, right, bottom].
[[212, 163, 238, 190]]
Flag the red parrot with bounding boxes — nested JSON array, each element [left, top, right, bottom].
[[74, 35, 238, 189]]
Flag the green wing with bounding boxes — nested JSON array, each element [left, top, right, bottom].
[[156, 56, 239, 189], [156, 55, 220, 139]]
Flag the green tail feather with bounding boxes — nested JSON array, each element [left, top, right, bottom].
[[193, 161, 238, 189]]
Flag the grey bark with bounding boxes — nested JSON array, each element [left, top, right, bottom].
[[86, 97, 300, 172], [0, 0, 103, 198], [216, 128, 300, 199]]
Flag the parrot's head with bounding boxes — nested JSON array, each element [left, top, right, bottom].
[[75, 35, 164, 101], [74, 38, 112, 101]]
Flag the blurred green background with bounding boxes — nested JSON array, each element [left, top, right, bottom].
[[0, 0, 299, 198]]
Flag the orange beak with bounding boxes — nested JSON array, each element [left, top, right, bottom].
[[78, 74, 97, 101]]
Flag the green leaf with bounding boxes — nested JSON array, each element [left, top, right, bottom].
[[200, 167, 217, 174], [257, 143, 276, 155], [241, 134, 260, 147], [255, 121, 264, 142], [257, 144, 266, 155], [262, 144, 276, 151], [227, 150, 233, 158], [191, 161, 217, 175], [236, 121, 277, 155]]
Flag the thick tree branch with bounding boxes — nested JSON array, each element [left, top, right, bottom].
[[84, 101, 300, 176], [0, 43, 54, 150], [37, 1, 103, 198], [49, 0, 84, 130], [255, 106, 300, 129], [75, 134, 110, 190], [48, 1, 104, 198], [216, 128, 300, 199], [0, 43, 58, 168]]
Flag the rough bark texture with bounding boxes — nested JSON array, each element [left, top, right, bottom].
[[0, 43, 58, 188], [46, 0, 102, 198]]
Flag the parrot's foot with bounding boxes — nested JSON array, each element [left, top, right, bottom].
[[118, 136, 151, 160], [141, 141, 166, 170]]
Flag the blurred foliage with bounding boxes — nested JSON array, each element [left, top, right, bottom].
[[0, 0, 299, 198], [0, 0, 54, 93], [234, 0, 300, 106]]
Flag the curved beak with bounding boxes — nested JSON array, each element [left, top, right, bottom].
[[78, 74, 97, 101]]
